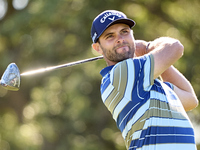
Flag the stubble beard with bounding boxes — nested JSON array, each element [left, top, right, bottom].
[[100, 43, 135, 63]]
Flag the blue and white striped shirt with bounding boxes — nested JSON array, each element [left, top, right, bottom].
[[100, 54, 196, 150]]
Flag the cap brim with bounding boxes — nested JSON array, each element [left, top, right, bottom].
[[96, 18, 135, 43], [109, 18, 135, 28]]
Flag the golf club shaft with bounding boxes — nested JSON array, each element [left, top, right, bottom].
[[20, 55, 103, 76]]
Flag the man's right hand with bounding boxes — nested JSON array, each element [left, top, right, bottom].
[[135, 40, 150, 57]]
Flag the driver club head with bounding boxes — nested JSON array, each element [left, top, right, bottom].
[[0, 63, 20, 91]]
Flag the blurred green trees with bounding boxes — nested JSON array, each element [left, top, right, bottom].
[[0, 0, 200, 149]]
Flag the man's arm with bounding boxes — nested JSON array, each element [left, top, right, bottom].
[[161, 66, 198, 111], [135, 38, 199, 111], [148, 37, 183, 79]]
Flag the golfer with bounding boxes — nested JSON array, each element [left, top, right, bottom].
[[91, 10, 199, 150]]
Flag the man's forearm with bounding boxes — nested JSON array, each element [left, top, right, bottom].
[[161, 66, 198, 111], [161, 66, 192, 92]]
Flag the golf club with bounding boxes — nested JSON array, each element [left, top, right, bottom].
[[0, 55, 103, 91]]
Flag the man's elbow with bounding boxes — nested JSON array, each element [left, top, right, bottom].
[[173, 40, 184, 58], [185, 96, 199, 112], [193, 97, 199, 108]]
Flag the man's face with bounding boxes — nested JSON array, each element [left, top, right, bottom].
[[97, 23, 136, 64]]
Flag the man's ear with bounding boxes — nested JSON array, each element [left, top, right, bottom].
[[92, 43, 103, 54]]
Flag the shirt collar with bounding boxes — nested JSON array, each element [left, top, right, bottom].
[[100, 65, 114, 77]]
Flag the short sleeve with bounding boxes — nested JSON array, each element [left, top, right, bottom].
[[164, 82, 174, 90]]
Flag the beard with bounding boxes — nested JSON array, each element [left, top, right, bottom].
[[100, 42, 135, 63]]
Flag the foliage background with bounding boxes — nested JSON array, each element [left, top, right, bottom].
[[0, 0, 200, 149]]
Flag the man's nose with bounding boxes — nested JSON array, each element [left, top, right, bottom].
[[116, 34, 124, 43]]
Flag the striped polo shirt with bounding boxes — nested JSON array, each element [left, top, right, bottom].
[[100, 54, 196, 150]]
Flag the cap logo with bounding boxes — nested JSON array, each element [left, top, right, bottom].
[[100, 12, 122, 23], [92, 32, 97, 42], [108, 16, 115, 21]]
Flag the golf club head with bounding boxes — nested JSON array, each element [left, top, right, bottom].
[[0, 63, 20, 91]]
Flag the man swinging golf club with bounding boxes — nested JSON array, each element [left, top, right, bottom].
[[91, 10, 199, 150]]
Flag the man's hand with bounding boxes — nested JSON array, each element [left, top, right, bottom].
[[135, 40, 150, 57]]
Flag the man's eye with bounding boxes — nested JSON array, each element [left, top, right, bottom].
[[106, 35, 113, 39], [122, 30, 129, 34]]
